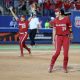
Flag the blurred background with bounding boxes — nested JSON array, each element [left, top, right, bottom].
[[0, 0, 80, 44]]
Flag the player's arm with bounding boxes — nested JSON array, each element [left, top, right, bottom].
[[49, 17, 55, 28], [37, 18, 40, 29], [9, 7, 19, 21], [28, 17, 32, 22], [67, 16, 73, 40], [49, 21, 53, 28], [36, 18, 40, 33], [69, 25, 73, 40], [69, 26, 72, 33], [52, 27, 56, 49], [53, 28, 56, 42]]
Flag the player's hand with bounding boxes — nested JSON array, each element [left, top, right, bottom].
[[69, 33, 73, 40], [53, 36, 56, 50], [37, 29, 39, 33], [53, 35, 56, 44], [28, 17, 32, 21], [9, 6, 13, 11]]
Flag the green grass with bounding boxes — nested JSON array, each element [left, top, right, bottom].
[[0, 44, 80, 50]]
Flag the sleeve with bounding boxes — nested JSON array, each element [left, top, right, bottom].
[[67, 16, 72, 33], [49, 19, 55, 28], [16, 19, 20, 23], [67, 16, 72, 27], [26, 20, 29, 24]]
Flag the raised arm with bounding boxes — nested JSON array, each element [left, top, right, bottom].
[[28, 17, 33, 22], [9, 7, 19, 21]]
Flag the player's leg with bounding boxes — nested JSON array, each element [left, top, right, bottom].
[[63, 36, 70, 73], [29, 29, 33, 46], [31, 29, 37, 45], [49, 36, 63, 73], [29, 30, 34, 46], [29, 29, 37, 46], [19, 34, 24, 56], [23, 42, 31, 54], [22, 33, 31, 54]]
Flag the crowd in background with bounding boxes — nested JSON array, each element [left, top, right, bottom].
[[0, 0, 80, 16]]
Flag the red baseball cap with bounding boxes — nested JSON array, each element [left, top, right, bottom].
[[21, 15, 25, 19], [54, 8, 60, 12]]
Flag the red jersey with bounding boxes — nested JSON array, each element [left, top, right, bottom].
[[18, 20, 29, 33], [63, 1, 72, 10], [52, 16, 71, 35], [55, 0, 63, 9], [44, 1, 51, 9], [75, 1, 80, 10]]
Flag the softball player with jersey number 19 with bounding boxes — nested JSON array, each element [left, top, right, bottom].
[[49, 9, 73, 73]]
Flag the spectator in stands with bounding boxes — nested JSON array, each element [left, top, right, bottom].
[[63, 0, 73, 12], [49, 3, 55, 16], [1, 0, 80, 16], [9, 17, 18, 28], [14, 0, 20, 14], [54, 0, 63, 9], [36, 5, 42, 16], [0, 6, 4, 15], [45, 19, 50, 29], [38, 0, 44, 6], [29, 0, 38, 5], [34, 0, 38, 3], [50, 0, 55, 4], [29, 0, 33, 4], [29, 13, 40, 46], [18, 0, 26, 15], [4, 0, 12, 8], [26, 0, 29, 15], [4, 0, 13, 15], [43, 0, 51, 16], [38, 0, 44, 15], [74, 0, 80, 10], [29, 2, 37, 16]]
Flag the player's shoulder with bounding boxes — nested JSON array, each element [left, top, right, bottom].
[[64, 16, 70, 21], [25, 20, 28, 22], [64, 16, 70, 19], [25, 20, 29, 24], [53, 17, 58, 22], [17, 19, 21, 23], [51, 18, 57, 24]]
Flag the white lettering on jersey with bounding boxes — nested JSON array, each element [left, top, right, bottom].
[[56, 24, 67, 31], [19, 23, 26, 28], [56, 24, 66, 27]]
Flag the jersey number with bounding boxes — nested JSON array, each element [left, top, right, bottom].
[[62, 27, 66, 31], [22, 24, 26, 28]]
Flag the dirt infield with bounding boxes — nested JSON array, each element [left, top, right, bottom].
[[0, 45, 80, 80]]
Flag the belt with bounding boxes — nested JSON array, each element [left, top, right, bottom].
[[19, 32, 27, 34]]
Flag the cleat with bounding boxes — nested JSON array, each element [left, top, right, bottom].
[[48, 66, 53, 73], [48, 69, 52, 73], [19, 54, 24, 57], [28, 48, 31, 54], [63, 69, 68, 73]]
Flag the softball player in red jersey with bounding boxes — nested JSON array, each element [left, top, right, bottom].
[[9, 7, 31, 57], [49, 9, 73, 73]]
